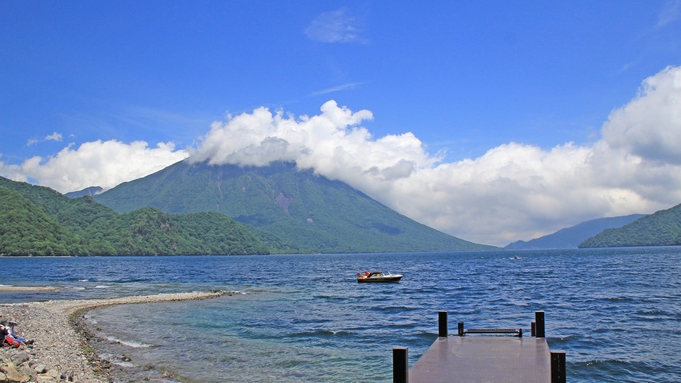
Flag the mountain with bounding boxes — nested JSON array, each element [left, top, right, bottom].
[[0, 186, 86, 255], [0, 177, 268, 256], [504, 214, 646, 250], [65, 186, 103, 198], [94, 160, 495, 253], [580, 204, 681, 248]]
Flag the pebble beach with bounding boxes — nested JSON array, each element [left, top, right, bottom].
[[0, 289, 230, 383]]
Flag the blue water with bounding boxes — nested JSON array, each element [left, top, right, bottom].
[[1, 248, 680, 382]]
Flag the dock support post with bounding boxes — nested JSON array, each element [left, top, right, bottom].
[[551, 350, 566, 383], [393, 347, 409, 383], [531, 321, 536, 337], [438, 311, 448, 337], [535, 311, 545, 338], [458, 321, 464, 336]]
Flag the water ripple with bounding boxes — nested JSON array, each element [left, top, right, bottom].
[[1, 248, 680, 382]]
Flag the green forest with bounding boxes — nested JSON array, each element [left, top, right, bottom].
[[0, 177, 269, 256], [579, 203, 681, 248]]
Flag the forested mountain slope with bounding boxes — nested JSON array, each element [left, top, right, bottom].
[[580, 204, 681, 248], [0, 177, 268, 256], [95, 160, 495, 253]]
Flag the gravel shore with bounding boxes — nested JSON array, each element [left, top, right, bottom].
[[1, 290, 230, 383]]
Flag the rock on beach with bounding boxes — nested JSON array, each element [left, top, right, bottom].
[[1, 290, 229, 383]]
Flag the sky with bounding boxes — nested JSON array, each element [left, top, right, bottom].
[[2, 1, 681, 246]]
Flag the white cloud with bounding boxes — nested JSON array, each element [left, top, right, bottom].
[[601, 66, 681, 164], [4, 67, 681, 246], [45, 132, 63, 142], [1, 140, 188, 193], [187, 66, 681, 246], [26, 132, 64, 146], [305, 9, 365, 43]]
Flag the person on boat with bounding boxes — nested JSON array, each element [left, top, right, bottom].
[[365, 271, 371, 277]]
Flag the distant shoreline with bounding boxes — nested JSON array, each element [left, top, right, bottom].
[[0, 290, 231, 382]]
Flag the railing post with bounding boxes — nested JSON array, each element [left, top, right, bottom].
[[438, 311, 448, 337], [535, 311, 545, 338], [393, 347, 409, 383], [458, 321, 464, 336], [531, 321, 536, 337], [551, 350, 566, 383]]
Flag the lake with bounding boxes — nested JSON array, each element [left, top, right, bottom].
[[1, 247, 680, 382]]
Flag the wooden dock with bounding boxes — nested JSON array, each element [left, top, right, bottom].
[[393, 311, 566, 383]]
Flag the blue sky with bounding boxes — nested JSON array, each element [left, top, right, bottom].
[[2, 1, 681, 246]]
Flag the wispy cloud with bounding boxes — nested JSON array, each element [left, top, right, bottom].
[[305, 8, 366, 43], [308, 82, 365, 97], [45, 132, 63, 142], [657, 0, 681, 28], [103, 104, 214, 144], [27, 132, 63, 146], [617, 1, 680, 76], [614, 60, 638, 75]]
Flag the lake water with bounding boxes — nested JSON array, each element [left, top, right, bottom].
[[1, 248, 680, 382]]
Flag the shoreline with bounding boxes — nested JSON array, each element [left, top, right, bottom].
[[1, 290, 231, 382], [0, 286, 60, 292]]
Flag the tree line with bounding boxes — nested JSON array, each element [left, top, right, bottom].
[[0, 178, 269, 256]]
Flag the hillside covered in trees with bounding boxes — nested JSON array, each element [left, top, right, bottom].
[[0, 177, 269, 256], [95, 161, 495, 253], [579, 203, 681, 248]]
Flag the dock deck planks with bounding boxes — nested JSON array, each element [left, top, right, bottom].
[[409, 336, 552, 383]]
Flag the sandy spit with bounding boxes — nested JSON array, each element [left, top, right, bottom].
[[0, 286, 59, 292], [1, 290, 230, 382]]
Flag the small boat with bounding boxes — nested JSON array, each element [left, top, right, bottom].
[[357, 271, 403, 283]]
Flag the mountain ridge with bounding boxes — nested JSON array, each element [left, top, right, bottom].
[[65, 186, 103, 198], [580, 204, 681, 248], [95, 160, 495, 253], [505, 214, 646, 250]]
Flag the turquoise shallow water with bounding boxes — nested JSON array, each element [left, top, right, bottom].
[[1, 248, 680, 382]]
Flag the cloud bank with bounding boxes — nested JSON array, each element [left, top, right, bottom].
[[189, 66, 681, 245], [3, 66, 681, 246], [1, 140, 188, 193]]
